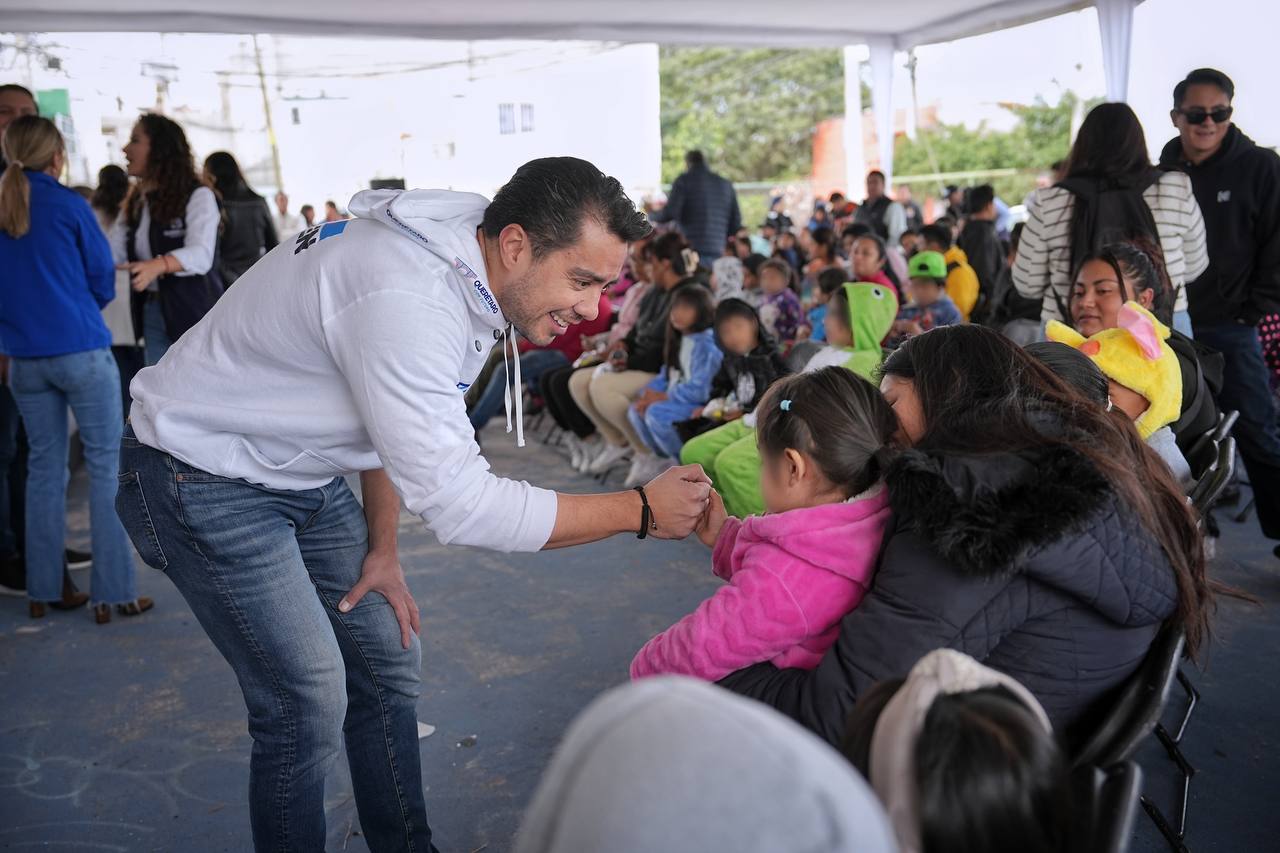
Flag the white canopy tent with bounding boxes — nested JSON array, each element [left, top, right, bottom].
[[2, 0, 1143, 190]]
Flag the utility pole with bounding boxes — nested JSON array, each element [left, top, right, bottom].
[[253, 34, 285, 194]]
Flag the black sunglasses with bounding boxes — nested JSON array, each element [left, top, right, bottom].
[[1177, 106, 1233, 125]]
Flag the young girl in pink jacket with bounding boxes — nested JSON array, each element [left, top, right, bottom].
[[631, 366, 897, 682]]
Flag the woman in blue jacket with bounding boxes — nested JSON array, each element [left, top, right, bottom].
[[0, 116, 151, 622], [626, 284, 723, 486]]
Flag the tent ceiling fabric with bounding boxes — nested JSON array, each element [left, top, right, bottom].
[[5, 0, 1100, 50]]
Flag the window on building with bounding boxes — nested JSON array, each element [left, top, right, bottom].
[[520, 103, 535, 133], [498, 103, 515, 135]]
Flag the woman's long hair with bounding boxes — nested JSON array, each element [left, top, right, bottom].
[[1065, 103, 1153, 183], [125, 113, 204, 227], [879, 325, 1212, 657], [91, 163, 129, 224], [203, 150, 259, 201], [0, 115, 64, 238]]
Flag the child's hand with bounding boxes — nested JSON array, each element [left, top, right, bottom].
[[691, 406, 704, 419], [695, 489, 728, 548], [796, 325, 811, 341]]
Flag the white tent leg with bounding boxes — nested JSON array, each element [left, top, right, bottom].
[[1096, 0, 1136, 102], [869, 38, 896, 188], [843, 45, 867, 199]]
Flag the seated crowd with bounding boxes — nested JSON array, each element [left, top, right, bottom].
[[477, 90, 1256, 853], [3, 66, 1271, 853]]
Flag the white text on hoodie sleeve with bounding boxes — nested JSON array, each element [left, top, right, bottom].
[[323, 286, 557, 551]]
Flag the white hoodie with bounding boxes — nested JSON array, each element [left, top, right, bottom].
[[129, 189, 557, 552]]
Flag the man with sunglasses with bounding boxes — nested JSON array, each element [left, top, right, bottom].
[[1160, 68, 1280, 558]]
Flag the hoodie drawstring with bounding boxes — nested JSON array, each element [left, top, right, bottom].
[[501, 323, 526, 447]]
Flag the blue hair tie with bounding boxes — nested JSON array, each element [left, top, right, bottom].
[[780, 399, 792, 412]]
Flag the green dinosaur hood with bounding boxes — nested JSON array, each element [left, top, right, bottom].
[[839, 281, 899, 381]]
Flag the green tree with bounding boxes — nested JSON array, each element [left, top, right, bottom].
[[894, 91, 1099, 202], [659, 47, 867, 184]]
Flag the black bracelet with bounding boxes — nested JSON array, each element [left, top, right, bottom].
[[633, 485, 652, 539]]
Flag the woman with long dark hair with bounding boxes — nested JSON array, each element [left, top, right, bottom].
[[114, 113, 222, 365], [719, 324, 1213, 744], [1014, 102, 1208, 335], [203, 150, 278, 286]]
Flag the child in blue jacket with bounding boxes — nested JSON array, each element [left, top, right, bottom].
[[626, 284, 723, 485]]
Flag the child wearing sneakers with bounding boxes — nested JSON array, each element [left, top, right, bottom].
[[625, 284, 723, 486], [632, 368, 897, 681]]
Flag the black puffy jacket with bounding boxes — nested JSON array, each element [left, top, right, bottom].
[[718, 444, 1179, 743]]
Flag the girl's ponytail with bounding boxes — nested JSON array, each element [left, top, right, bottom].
[[0, 160, 30, 238]]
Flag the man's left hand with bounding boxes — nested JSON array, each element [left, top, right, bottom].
[[340, 549, 421, 650]]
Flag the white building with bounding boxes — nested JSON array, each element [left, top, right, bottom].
[[4, 33, 662, 209]]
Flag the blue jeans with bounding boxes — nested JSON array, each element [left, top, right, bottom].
[[468, 349, 568, 431], [143, 296, 172, 366], [1193, 322, 1280, 539], [628, 398, 700, 458], [116, 428, 437, 852], [10, 349, 136, 602]]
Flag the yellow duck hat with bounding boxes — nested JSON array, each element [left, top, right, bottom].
[[1045, 302, 1182, 440]]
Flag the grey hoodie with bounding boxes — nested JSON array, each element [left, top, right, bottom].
[[515, 677, 897, 853]]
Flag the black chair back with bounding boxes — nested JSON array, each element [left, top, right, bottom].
[[1185, 410, 1238, 481], [1072, 625, 1186, 769], [1071, 762, 1144, 853], [1189, 435, 1237, 517]]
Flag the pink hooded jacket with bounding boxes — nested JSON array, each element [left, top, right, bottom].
[[631, 486, 891, 682]]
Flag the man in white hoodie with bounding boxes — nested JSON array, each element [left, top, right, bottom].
[[115, 158, 711, 852]]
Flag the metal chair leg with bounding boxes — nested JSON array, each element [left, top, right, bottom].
[[1141, 796, 1190, 853], [1172, 667, 1199, 743]]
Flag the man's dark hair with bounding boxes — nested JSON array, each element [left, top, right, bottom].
[[300, 204, 314, 214], [482, 156, 651, 259], [1173, 68, 1234, 108], [967, 184, 995, 214], [841, 223, 872, 241], [920, 223, 953, 250], [867, 169, 886, 182], [0, 84, 36, 105], [685, 150, 706, 168]]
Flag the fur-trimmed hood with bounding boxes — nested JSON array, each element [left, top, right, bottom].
[[886, 444, 1110, 578], [884, 443, 1174, 629]]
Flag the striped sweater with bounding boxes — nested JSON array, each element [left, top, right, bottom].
[[1013, 171, 1208, 322]]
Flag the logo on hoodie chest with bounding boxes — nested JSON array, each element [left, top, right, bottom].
[[454, 258, 499, 315]]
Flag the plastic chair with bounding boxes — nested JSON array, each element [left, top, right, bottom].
[[1184, 410, 1238, 481], [1189, 436, 1237, 517], [1071, 624, 1199, 853], [1071, 762, 1144, 853], [1072, 625, 1185, 770]]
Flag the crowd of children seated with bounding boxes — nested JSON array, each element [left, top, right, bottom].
[[474, 171, 1230, 853]]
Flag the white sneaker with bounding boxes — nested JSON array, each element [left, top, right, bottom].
[[624, 455, 655, 488], [564, 434, 585, 469], [587, 442, 632, 474], [573, 437, 601, 472]]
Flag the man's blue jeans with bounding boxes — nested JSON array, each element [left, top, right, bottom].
[[116, 427, 437, 852], [468, 349, 567, 431], [1194, 322, 1280, 539], [10, 349, 136, 602]]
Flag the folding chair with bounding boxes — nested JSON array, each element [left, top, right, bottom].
[[1071, 625, 1194, 852]]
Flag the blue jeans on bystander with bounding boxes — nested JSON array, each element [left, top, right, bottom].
[[9, 348, 136, 603]]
